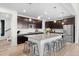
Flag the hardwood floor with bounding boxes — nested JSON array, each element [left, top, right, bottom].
[[0, 42, 79, 56]]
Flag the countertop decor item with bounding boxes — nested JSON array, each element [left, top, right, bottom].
[[45, 28, 51, 34]]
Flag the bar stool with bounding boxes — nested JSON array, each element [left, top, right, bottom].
[[53, 38, 66, 56], [57, 39, 63, 50], [23, 41, 33, 55], [46, 40, 61, 56], [43, 43, 50, 56], [55, 40, 60, 51], [43, 40, 61, 56], [52, 39, 61, 56], [30, 43, 39, 56], [61, 38, 65, 48], [24, 41, 39, 56], [49, 41, 56, 56]]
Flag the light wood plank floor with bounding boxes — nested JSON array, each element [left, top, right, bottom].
[[0, 43, 79, 56]]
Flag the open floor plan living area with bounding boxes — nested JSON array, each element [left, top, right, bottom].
[[0, 3, 79, 56]]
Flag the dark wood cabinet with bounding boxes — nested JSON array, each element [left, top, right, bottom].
[[45, 20, 63, 29], [34, 21, 42, 28], [64, 17, 75, 25], [18, 16, 42, 29], [45, 17, 75, 29]]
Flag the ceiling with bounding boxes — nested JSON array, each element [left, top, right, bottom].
[[0, 3, 75, 21]]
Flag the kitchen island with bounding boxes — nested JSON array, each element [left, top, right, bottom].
[[17, 32, 44, 44], [24, 33, 63, 56]]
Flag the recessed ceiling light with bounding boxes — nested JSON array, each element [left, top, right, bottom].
[[48, 17, 50, 19], [23, 9, 26, 13], [54, 20, 56, 23], [62, 22, 64, 25], [44, 12, 48, 15], [29, 18, 32, 21], [37, 16, 41, 19]]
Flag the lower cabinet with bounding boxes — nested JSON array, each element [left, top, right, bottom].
[[17, 35, 28, 44]]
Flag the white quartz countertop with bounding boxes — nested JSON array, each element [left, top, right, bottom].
[[24, 33, 63, 41]]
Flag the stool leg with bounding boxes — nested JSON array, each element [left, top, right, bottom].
[[43, 44, 49, 56], [23, 42, 31, 55], [30, 44, 39, 56], [53, 42, 57, 56]]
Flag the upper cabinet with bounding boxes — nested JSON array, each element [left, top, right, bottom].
[[45, 20, 63, 29], [63, 17, 75, 25], [45, 17, 75, 29], [34, 20, 42, 28], [17, 16, 75, 29], [17, 16, 42, 29]]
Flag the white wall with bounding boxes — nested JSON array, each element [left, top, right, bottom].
[[71, 4, 79, 43], [0, 13, 11, 38], [5, 15, 11, 41], [0, 7, 17, 46]]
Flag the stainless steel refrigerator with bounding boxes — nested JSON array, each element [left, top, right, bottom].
[[63, 25, 74, 43]]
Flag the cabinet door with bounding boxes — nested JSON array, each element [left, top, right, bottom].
[[64, 35, 73, 43], [35, 21, 42, 28]]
